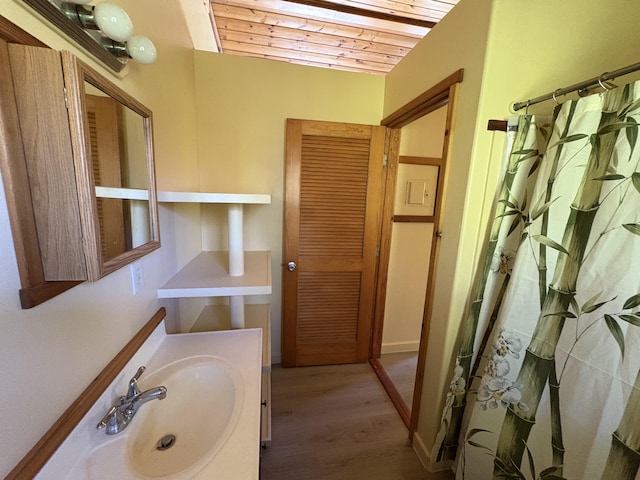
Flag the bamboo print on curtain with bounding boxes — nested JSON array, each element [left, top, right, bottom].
[[444, 82, 640, 480], [433, 115, 549, 462]]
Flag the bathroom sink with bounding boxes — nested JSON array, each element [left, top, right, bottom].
[[64, 356, 244, 479], [37, 327, 263, 480], [127, 356, 243, 478]]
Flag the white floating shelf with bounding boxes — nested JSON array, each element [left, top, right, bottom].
[[191, 304, 271, 367], [158, 191, 271, 204], [95, 186, 149, 200], [157, 251, 272, 298]]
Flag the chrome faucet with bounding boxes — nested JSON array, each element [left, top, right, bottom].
[[97, 366, 167, 435]]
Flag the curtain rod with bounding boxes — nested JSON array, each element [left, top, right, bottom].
[[513, 61, 640, 112]]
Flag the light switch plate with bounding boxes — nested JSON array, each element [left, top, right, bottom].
[[407, 179, 427, 206], [130, 261, 144, 295]]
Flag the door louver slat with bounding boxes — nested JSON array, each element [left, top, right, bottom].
[[299, 135, 369, 259], [297, 272, 361, 344]]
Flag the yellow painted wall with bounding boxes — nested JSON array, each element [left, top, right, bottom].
[[0, 1, 200, 475], [399, 106, 446, 157], [385, 0, 640, 468], [383, 0, 495, 467], [192, 51, 385, 361], [381, 222, 433, 351], [483, 0, 640, 121]]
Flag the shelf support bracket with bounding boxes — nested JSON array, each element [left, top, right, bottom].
[[228, 203, 244, 276]]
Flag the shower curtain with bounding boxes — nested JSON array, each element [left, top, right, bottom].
[[433, 81, 640, 480]]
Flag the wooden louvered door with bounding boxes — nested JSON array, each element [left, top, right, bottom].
[[283, 119, 386, 367]]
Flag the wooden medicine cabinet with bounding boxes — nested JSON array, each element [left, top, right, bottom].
[[1, 42, 159, 308]]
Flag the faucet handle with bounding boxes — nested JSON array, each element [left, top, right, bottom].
[[131, 366, 146, 381], [97, 405, 117, 429], [126, 366, 146, 399], [97, 405, 127, 434]]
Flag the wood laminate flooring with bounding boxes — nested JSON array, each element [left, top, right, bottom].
[[260, 362, 453, 480], [378, 351, 419, 408]]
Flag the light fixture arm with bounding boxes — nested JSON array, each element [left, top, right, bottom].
[[101, 38, 128, 58], [102, 35, 158, 64], [60, 3, 98, 30]]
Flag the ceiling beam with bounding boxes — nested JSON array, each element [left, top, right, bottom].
[[281, 0, 437, 28]]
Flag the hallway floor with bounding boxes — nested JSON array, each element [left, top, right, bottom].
[[378, 351, 419, 408], [259, 362, 453, 480]]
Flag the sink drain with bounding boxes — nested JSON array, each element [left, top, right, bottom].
[[156, 434, 176, 451]]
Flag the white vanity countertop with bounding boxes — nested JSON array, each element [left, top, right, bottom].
[[35, 322, 262, 480]]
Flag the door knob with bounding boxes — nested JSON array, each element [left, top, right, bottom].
[[287, 261, 297, 271]]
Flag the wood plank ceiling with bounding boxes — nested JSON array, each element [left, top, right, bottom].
[[209, 0, 459, 74]]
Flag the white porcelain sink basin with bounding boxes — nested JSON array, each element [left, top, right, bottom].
[[36, 327, 262, 480], [127, 356, 243, 478]]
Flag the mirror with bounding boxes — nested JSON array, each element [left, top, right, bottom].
[[63, 51, 159, 281], [84, 84, 152, 260]]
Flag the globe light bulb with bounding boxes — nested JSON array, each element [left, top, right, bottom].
[[93, 3, 133, 42], [127, 35, 157, 64]]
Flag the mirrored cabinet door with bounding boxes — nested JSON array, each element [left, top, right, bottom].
[[62, 50, 160, 281]]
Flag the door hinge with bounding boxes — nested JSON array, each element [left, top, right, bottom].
[[382, 154, 388, 167], [376, 245, 380, 257], [63, 87, 69, 109]]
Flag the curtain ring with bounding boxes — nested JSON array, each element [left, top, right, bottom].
[[598, 74, 613, 91], [552, 89, 561, 105], [525, 100, 531, 114]]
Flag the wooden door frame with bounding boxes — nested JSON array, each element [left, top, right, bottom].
[[369, 69, 463, 437]]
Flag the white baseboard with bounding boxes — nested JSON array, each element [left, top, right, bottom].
[[413, 432, 432, 469], [413, 432, 454, 474], [381, 341, 420, 354]]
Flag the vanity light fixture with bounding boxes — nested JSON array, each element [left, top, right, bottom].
[[29, 0, 159, 66]]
